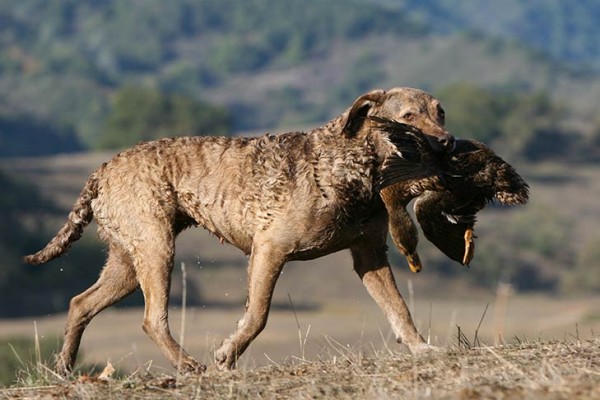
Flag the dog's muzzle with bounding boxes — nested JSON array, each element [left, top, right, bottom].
[[438, 133, 456, 153]]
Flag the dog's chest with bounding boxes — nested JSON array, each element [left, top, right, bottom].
[[286, 194, 386, 261]]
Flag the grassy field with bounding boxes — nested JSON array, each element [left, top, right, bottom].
[[0, 290, 598, 397], [1, 338, 598, 399]]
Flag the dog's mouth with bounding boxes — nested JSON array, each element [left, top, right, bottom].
[[447, 137, 457, 153], [425, 133, 456, 153]]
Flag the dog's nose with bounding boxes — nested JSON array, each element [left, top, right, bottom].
[[438, 134, 456, 152]]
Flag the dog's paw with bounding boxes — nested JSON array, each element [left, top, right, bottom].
[[409, 342, 442, 355], [177, 357, 207, 375], [215, 339, 237, 371], [55, 355, 72, 378]]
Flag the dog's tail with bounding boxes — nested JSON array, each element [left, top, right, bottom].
[[24, 172, 100, 265]]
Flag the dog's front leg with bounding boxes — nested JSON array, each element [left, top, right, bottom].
[[351, 243, 435, 354], [215, 239, 287, 370]]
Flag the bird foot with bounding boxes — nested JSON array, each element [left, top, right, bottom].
[[463, 229, 475, 265], [407, 252, 422, 273]]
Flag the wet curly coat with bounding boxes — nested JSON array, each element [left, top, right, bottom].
[[25, 87, 454, 374]]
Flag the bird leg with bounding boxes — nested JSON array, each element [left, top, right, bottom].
[[405, 252, 422, 273], [463, 228, 475, 265], [380, 186, 423, 273]]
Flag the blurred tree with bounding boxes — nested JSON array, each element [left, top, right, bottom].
[[207, 36, 271, 75], [475, 205, 567, 291], [333, 50, 387, 104], [0, 171, 48, 266], [0, 169, 109, 317], [507, 204, 569, 260], [583, 115, 600, 162], [561, 237, 600, 293], [0, 114, 82, 157], [437, 84, 572, 160], [436, 84, 503, 143], [97, 86, 231, 149], [160, 61, 218, 94], [499, 92, 566, 160], [0, 336, 61, 386]]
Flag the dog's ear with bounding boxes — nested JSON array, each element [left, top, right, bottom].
[[342, 89, 385, 137]]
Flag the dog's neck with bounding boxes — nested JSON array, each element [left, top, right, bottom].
[[301, 113, 390, 207]]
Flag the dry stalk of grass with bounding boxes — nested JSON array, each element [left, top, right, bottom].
[[493, 282, 512, 346], [287, 292, 310, 361], [3, 338, 599, 399], [473, 302, 489, 348]]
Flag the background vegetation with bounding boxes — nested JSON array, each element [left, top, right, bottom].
[[0, 2, 599, 386], [0, 2, 599, 393], [98, 86, 231, 149], [0, 170, 108, 318], [1, 0, 599, 153], [0, 336, 60, 387]]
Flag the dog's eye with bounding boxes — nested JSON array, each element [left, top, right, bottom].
[[402, 112, 414, 121], [437, 106, 446, 123]]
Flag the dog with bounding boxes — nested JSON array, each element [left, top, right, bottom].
[[25, 87, 454, 374]]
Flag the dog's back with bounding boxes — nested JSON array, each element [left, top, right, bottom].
[[85, 129, 382, 258]]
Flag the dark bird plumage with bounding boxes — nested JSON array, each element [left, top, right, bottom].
[[371, 116, 529, 268]]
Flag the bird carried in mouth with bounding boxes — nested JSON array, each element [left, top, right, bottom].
[[371, 116, 529, 272]]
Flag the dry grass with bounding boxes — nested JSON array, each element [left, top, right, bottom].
[[1, 338, 598, 399]]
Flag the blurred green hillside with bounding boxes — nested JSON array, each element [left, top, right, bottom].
[[0, 0, 599, 155], [377, 0, 600, 69]]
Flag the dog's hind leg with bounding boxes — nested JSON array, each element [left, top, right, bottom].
[[215, 239, 287, 370], [57, 243, 138, 376], [134, 231, 206, 374], [351, 243, 434, 354]]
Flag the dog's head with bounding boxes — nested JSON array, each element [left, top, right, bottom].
[[342, 87, 455, 153]]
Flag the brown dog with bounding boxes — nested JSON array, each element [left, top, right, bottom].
[[25, 87, 454, 374]]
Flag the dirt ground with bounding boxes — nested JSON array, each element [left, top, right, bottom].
[[1, 338, 598, 399]]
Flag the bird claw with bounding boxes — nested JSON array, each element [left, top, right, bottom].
[[407, 252, 422, 273], [462, 228, 475, 265]]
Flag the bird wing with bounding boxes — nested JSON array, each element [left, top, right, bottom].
[[369, 117, 440, 190]]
